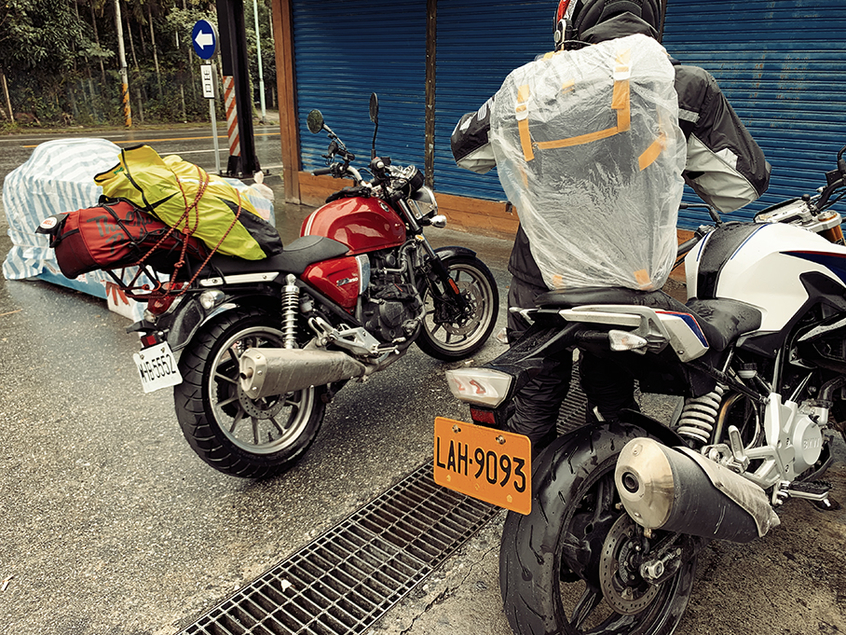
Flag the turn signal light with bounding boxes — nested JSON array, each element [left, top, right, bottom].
[[608, 329, 648, 352]]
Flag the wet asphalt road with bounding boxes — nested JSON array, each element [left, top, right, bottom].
[[1, 124, 845, 635], [0, 124, 513, 634]]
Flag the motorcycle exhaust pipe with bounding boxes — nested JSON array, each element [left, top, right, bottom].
[[615, 437, 780, 543], [239, 348, 367, 399]]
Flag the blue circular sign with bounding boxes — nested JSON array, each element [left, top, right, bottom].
[[192, 19, 218, 60]]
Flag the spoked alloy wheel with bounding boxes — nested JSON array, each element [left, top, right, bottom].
[[174, 310, 326, 478], [416, 255, 498, 361], [500, 423, 698, 635]]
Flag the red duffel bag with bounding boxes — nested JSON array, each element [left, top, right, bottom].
[[37, 197, 208, 279]]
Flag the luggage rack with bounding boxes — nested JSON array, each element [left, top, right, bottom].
[[101, 258, 202, 301]]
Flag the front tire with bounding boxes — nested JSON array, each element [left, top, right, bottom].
[[416, 254, 499, 361], [174, 309, 326, 478], [500, 422, 698, 635]]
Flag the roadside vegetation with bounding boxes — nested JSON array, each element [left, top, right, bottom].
[[0, 0, 275, 131]]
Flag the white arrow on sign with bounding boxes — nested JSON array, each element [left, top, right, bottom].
[[195, 30, 214, 49]]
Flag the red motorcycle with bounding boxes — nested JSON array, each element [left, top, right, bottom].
[[129, 94, 499, 477]]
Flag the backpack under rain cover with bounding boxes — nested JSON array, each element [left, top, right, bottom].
[[490, 34, 686, 291], [94, 145, 283, 260]]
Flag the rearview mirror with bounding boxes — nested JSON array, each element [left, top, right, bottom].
[[307, 109, 324, 134], [369, 93, 379, 125]]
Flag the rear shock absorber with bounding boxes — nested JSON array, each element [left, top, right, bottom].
[[675, 384, 726, 446], [281, 274, 299, 349]]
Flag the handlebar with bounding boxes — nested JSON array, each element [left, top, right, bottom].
[[814, 175, 845, 211], [311, 164, 365, 184]]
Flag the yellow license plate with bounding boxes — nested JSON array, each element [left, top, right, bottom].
[[433, 416, 531, 515]]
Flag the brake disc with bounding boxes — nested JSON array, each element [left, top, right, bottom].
[[598, 514, 660, 615], [438, 280, 482, 335]]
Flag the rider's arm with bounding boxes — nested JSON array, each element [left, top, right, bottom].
[[451, 97, 497, 174], [675, 65, 771, 213]]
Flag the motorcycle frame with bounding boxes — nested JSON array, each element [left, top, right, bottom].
[[465, 298, 838, 504], [128, 235, 480, 358]]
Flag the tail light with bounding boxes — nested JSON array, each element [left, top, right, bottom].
[[146, 283, 185, 316], [445, 368, 513, 408], [469, 407, 497, 426]]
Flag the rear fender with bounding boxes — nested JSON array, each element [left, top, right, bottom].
[[463, 320, 580, 428], [615, 409, 686, 447], [129, 292, 277, 352], [487, 319, 582, 396]]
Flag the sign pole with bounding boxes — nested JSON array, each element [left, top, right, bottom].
[[252, 0, 266, 123], [214, 0, 261, 177], [209, 76, 221, 175], [200, 63, 221, 174], [193, 20, 221, 174], [210, 106, 221, 175]]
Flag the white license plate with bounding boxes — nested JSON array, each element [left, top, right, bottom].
[[133, 342, 182, 393]]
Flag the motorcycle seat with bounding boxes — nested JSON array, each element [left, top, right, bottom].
[[536, 287, 762, 352], [203, 235, 350, 277]]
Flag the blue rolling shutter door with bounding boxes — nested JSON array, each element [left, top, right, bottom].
[[434, 1, 549, 200], [662, 0, 846, 228], [292, 2, 426, 176]]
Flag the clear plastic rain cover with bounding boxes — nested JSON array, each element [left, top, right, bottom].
[[490, 34, 686, 291]]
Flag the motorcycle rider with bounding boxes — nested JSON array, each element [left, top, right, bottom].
[[451, 0, 770, 453]]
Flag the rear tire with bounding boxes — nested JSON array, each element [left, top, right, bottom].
[[500, 422, 698, 635], [416, 254, 499, 361], [174, 309, 326, 478]]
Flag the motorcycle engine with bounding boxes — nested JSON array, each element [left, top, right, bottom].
[[791, 402, 826, 475], [361, 255, 423, 343]]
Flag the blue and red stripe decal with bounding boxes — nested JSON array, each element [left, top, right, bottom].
[[783, 250, 846, 285], [656, 310, 709, 348]]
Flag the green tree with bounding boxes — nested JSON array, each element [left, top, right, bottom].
[[0, 0, 97, 72]]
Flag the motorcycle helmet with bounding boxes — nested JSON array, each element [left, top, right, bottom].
[[553, 0, 664, 50]]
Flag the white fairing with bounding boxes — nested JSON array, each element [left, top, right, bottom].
[[685, 222, 846, 333]]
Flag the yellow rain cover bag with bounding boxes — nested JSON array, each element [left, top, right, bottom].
[[94, 145, 283, 260]]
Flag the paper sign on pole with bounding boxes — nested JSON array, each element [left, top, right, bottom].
[[200, 65, 215, 99]]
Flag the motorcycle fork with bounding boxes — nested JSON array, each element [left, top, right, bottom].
[[431, 262, 465, 302], [414, 237, 469, 309]]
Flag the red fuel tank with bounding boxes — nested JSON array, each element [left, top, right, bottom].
[[300, 196, 406, 255]]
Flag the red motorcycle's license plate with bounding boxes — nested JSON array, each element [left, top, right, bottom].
[[433, 417, 531, 515], [132, 342, 183, 393]]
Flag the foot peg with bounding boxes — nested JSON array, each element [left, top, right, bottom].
[[776, 480, 834, 510]]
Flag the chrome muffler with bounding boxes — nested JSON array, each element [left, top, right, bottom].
[[615, 437, 780, 543], [239, 348, 367, 399]]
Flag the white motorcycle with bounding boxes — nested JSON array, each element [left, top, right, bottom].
[[435, 145, 846, 634]]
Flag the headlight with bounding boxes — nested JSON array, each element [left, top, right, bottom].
[[409, 185, 438, 220]]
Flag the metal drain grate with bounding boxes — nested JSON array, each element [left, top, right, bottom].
[[180, 385, 590, 635], [179, 463, 498, 635]]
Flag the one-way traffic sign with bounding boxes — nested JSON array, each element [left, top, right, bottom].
[[192, 19, 218, 60]]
